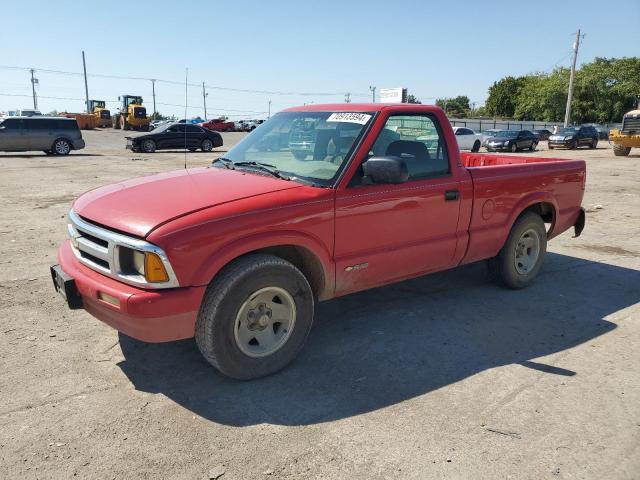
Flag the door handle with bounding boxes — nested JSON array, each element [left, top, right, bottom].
[[444, 190, 459, 201]]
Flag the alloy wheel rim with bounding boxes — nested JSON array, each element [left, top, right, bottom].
[[514, 228, 541, 275], [234, 286, 296, 358], [144, 140, 155, 152], [55, 141, 69, 154], [203, 139, 212, 151]]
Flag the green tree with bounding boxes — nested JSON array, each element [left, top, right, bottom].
[[436, 95, 470, 118], [485, 76, 525, 118], [406, 94, 422, 104]]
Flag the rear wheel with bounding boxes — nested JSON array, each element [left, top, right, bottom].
[[195, 254, 314, 380], [201, 138, 214, 152], [571, 140, 578, 149], [487, 212, 547, 289], [471, 140, 481, 152], [529, 142, 537, 151], [113, 115, 121, 129], [142, 139, 156, 153], [510, 142, 517, 153], [613, 144, 631, 156], [52, 139, 71, 156]]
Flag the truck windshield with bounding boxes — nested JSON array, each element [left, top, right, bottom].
[[220, 111, 374, 186]]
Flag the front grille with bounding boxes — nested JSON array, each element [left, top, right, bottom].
[[133, 107, 146, 119], [621, 115, 640, 133], [100, 111, 110, 119], [67, 210, 179, 289]]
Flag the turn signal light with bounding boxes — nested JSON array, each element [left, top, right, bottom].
[[144, 252, 169, 283]]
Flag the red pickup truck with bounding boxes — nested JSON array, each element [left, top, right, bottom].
[[51, 104, 586, 379], [200, 118, 236, 132]]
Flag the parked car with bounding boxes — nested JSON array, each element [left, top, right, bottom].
[[149, 119, 170, 130], [481, 129, 501, 146], [125, 122, 223, 153], [532, 129, 552, 140], [0, 116, 85, 155], [52, 103, 586, 380], [452, 127, 482, 152], [485, 130, 538, 152], [177, 117, 204, 125], [548, 126, 598, 149], [201, 118, 235, 132]]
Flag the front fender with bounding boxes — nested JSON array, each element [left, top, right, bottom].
[[191, 230, 335, 297]]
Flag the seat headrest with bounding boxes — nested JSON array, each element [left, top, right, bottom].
[[386, 140, 429, 160]]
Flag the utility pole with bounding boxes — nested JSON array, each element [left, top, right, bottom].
[[344, 92, 351, 103], [369, 85, 376, 103], [471, 101, 477, 117], [151, 79, 157, 119], [30, 69, 38, 110], [268, 100, 271, 119], [202, 82, 207, 120], [82, 51, 90, 113], [564, 29, 581, 127]]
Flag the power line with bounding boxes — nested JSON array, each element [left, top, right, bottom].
[[0, 64, 369, 97]]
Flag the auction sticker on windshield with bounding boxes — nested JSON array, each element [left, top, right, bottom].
[[327, 112, 372, 125]]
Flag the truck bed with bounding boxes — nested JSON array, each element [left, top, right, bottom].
[[459, 152, 586, 265]]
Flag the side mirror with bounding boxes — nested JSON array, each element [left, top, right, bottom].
[[362, 156, 409, 184]]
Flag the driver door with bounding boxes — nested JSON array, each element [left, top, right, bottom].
[[334, 113, 463, 295]]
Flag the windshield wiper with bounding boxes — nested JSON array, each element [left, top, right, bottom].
[[212, 157, 235, 169], [234, 161, 290, 180]]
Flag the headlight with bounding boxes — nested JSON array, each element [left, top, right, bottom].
[[565, 136, 574, 140], [117, 246, 169, 283]]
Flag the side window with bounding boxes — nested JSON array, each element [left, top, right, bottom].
[[369, 114, 449, 180], [185, 125, 201, 133]]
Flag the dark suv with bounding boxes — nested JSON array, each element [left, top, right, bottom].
[[0, 117, 85, 155], [548, 126, 598, 149]]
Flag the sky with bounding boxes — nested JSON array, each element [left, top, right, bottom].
[[1, 0, 639, 119]]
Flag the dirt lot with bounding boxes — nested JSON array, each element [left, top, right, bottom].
[[1, 129, 639, 479]]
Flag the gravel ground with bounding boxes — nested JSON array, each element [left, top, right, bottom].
[[0, 129, 639, 479]]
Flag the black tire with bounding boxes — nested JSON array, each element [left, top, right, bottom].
[[292, 151, 307, 161], [471, 140, 481, 153], [571, 140, 578, 149], [487, 212, 547, 289], [510, 142, 517, 153], [113, 115, 121, 129], [141, 139, 156, 153], [52, 138, 71, 156], [195, 254, 315, 380], [589, 139, 597, 149], [529, 141, 537, 151], [548, 145, 554, 150], [201, 138, 214, 152], [613, 144, 631, 156]]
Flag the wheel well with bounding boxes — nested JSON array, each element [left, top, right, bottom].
[[248, 245, 326, 299], [522, 202, 555, 234]]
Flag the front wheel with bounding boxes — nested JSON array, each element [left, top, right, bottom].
[[201, 138, 214, 152], [142, 139, 156, 153], [471, 140, 481, 152], [510, 142, 517, 153], [590, 139, 597, 149], [529, 142, 537, 151], [195, 254, 315, 380], [487, 212, 547, 289]]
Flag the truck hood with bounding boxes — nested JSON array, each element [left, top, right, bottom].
[[73, 167, 302, 237]]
